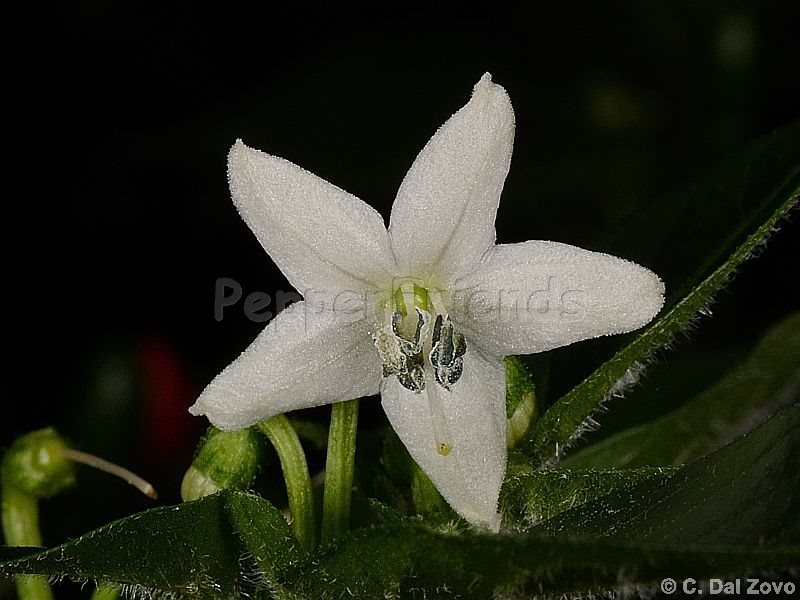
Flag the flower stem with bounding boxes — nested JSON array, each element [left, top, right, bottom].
[[321, 399, 359, 545], [258, 415, 316, 551], [0, 485, 54, 600]]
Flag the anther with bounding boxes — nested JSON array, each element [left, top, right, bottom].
[[429, 315, 467, 390], [374, 308, 428, 393]]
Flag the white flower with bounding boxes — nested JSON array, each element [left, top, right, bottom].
[[189, 74, 664, 531]]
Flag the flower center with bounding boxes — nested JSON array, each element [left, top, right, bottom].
[[372, 280, 468, 456]]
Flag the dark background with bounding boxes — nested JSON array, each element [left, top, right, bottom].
[[4, 0, 800, 574]]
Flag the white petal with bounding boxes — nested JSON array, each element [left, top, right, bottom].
[[190, 301, 382, 430], [388, 74, 515, 283], [452, 241, 665, 356], [380, 349, 507, 531], [228, 140, 397, 294]]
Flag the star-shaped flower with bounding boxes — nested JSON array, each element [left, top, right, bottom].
[[189, 74, 664, 530]]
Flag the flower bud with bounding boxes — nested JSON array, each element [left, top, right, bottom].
[[181, 427, 263, 501], [504, 357, 538, 449], [1, 428, 76, 498]]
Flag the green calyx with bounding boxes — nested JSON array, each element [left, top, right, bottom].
[[181, 427, 263, 501], [1, 428, 75, 498], [504, 357, 539, 449]]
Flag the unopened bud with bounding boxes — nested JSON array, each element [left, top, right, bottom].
[[181, 427, 263, 501], [1, 428, 76, 498], [504, 357, 538, 449]]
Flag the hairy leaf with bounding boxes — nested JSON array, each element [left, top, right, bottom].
[[501, 467, 677, 530], [535, 405, 800, 545], [287, 521, 799, 599], [522, 121, 800, 467], [0, 491, 300, 599], [224, 491, 305, 587], [564, 312, 800, 468]]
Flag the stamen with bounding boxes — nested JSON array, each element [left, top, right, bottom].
[[376, 282, 466, 399], [391, 310, 425, 356], [373, 309, 428, 393], [429, 315, 467, 390], [60, 448, 158, 499], [373, 326, 406, 377]]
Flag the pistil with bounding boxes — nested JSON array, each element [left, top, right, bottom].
[[425, 366, 454, 456]]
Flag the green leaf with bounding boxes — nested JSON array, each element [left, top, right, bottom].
[[287, 521, 799, 599], [568, 342, 747, 445], [0, 548, 37, 561], [291, 398, 800, 598], [522, 122, 800, 467], [501, 467, 677, 529], [291, 407, 800, 596], [0, 491, 300, 599], [290, 525, 417, 599], [564, 312, 800, 469], [224, 491, 305, 584], [534, 405, 800, 545], [0, 493, 238, 597]]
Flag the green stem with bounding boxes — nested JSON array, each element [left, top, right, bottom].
[[321, 399, 359, 545], [1, 485, 54, 600], [258, 415, 316, 551], [411, 463, 448, 517], [90, 583, 121, 600]]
